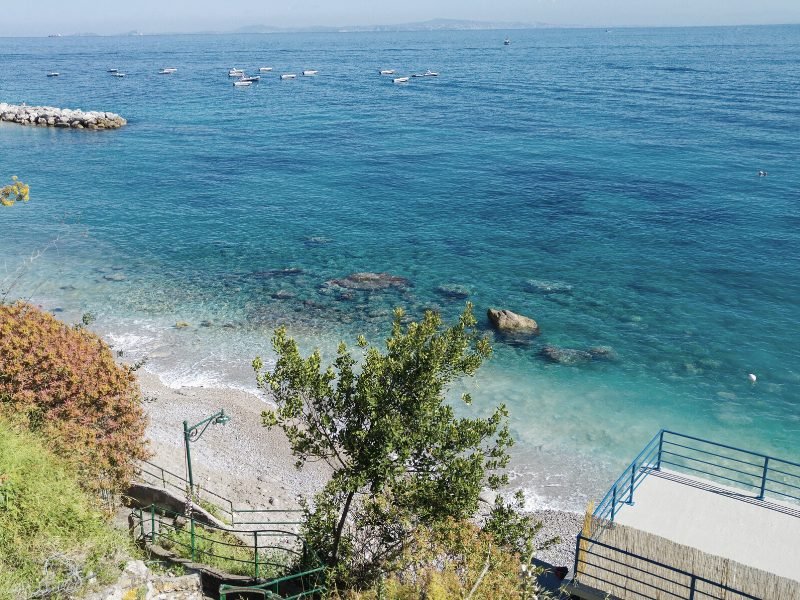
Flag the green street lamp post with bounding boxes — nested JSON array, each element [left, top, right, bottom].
[[183, 409, 231, 497]]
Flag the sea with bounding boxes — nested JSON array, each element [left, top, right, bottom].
[[1, 25, 799, 511]]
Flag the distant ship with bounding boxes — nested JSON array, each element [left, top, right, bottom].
[[48, 33, 62, 38], [504, 38, 511, 45]]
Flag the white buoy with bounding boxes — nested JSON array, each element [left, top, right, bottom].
[[748, 373, 757, 383]]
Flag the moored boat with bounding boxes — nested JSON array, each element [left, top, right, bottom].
[[159, 68, 177, 74], [233, 80, 252, 87], [393, 76, 409, 83], [423, 70, 438, 77], [228, 68, 245, 77], [280, 73, 297, 80], [47, 72, 60, 77], [379, 69, 395, 75], [259, 67, 273, 72], [302, 70, 318, 76], [239, 75, 260, 82], [113, 72, 126, 78]]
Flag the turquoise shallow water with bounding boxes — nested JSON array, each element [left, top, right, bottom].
[[1, 26, 799, 510]]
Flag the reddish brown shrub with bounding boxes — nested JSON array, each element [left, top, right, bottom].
[[0, 301, 149, 492]]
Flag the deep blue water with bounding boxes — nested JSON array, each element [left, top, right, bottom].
[[1, 26, 799, 509]]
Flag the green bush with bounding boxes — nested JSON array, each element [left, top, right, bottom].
[[0, 419, 131, 599]]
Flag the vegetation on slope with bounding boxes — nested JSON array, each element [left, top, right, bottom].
[[0, 420, 131, 599], [0, 302, 150, 493]]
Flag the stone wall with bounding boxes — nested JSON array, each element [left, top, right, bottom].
[[84, 560, 205, 600], [0, 102, 126, 129]]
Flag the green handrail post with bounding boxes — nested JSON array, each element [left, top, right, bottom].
[[190, 518, 196, 561], [758, 456, 770, 500], [254, 531, 259, 579], [656, 429, 665, 470]]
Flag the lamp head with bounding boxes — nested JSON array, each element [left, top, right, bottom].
[[215, 410, 231, 426]]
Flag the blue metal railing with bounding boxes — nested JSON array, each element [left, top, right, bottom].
[[575, 429, 800, 598], [591, 429, 800, 531]]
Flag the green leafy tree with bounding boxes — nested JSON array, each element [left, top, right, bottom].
[[254, 304, 516, 586], [0, 176, 29, 207]]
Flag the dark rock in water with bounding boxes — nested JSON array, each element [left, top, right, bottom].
[[588, 346, 617, 361], [199, 320, 213, 328], [336, 292, 354, 302], [540, 345, 617, 365], [103, 273, 126, 282], [525, 279, 573, 295], [487, 308, 540, 333], [60, 285, 77, 291], [222, 322, 237, 329], [435, 284, 470, 300], [271, 289, 295, 300], [328, 272, 410, 291], [540, 346, 593, 365], [305, 236, 331, 245]]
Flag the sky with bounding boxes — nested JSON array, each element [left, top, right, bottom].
[[2, 0, 800, 36]]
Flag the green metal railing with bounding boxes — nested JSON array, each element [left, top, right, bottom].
[[132, 503, 323, 584], [136, 459, 303, 527]]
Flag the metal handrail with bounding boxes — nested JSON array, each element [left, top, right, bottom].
[[132, 503, 322, 582], [572, 533, 760, 600], [136, 459, 304, 526], [592, 429, 800, 528]]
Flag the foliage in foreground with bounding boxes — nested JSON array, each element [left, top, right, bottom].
[[0, 419, 131, 599], [0, 302, 150, 493], [326, 518, 547, 600], [0, 176, 29, 207], [255, 304, 535, 588]]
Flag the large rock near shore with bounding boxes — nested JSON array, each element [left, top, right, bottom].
[[327, 272, 410, 291], [487, 308, 540, 333]]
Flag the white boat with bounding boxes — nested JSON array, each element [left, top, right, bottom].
[[239, 75, 260, 82], [423, 70, 438, 77], [302, 70, 318, 76], [107, 68, 118, 73], [228, 68, 245, 77], [47, 72, 59, 77], [393, 77, 409, 83], [504, 38, 511, 45], [159, 68, 177, 74], [379, 69, 395, 75], [113, 72, 126, 78], [233, 80, 252, 87], [280, 73, 297, 80], [259, 67, 273, 72]]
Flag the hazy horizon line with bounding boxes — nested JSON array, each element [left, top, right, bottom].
[[2, 18, 799, 38]]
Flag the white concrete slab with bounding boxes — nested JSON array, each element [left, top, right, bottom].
[[613, 470, 800, 582]]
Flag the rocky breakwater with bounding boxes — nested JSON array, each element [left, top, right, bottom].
[[0, 102, 127, 129]]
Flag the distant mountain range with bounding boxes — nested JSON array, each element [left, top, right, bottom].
[[235, 18, 551, 34]]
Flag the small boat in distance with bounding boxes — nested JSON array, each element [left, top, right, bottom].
[[233, 80, 252, 87], [107, 69, 118, 73], [423, 70, 438, 77], [159, 68, 177, 74], [280, 73, 297, 80], [504, 38, 511, 45], [259, 67, 273, 72], [113, 72, 126, 78], [239, 75, 260, 82], [47, 72, 59, 77], [303, 70, 319, 76], [228, 68, 244, 77], [393, 76, 409, 83], [379, 69, 395, 75]]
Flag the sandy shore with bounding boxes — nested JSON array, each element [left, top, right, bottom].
[[137, 369, 582, 570]]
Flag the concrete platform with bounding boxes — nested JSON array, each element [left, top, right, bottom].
[[613, 469, 800, 582]]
